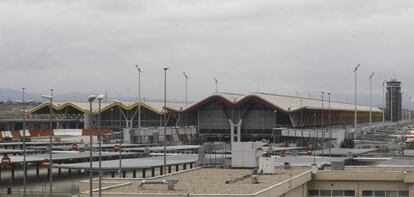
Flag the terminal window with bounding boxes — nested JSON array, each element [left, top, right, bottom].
[[362, 190, 408, 197], [309, 189, 355, 197]]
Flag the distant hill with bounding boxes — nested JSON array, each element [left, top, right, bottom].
[[0, 88, 179, 103]]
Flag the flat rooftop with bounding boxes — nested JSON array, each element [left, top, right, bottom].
[[101, 167, 310, 194]]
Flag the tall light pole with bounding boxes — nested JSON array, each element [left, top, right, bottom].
[[112, 100, 123, 178], [163, 67, 169, 175], [300, 98, 303, 147], [87, 95, 97, 197], [369, 72, 374, 126], [16, 88, 34, 197], [321, 91, 324, 155], [408, 96, 411, 122], [328, 92, 331, 157], [183, 72, 189, 106], [41, 93, 53, 197], [97, 94, 105, 197], [135, 65, 142, 143], [353, 64, 360, 130], [213, 77, 218, 93], [382, 80, 386, 125]]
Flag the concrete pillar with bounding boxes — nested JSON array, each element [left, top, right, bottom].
[[176, 164, 179, 172], [151, 168, 155, 177], [237, 119, 243, 142], [36, 163, 40, 178], [122, 170, 126, 178], [142, 169, 146, 178], [168, 166, 171, 173], [229, 119, 235, 145], [183, 163, 187, 170], [409, 183, 414, 197], [11, 165, 15, 182]]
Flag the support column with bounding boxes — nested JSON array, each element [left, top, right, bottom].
[[168, 166, 171, 173], [151, 167, 155, 177], [11, 165, 15, 182], [237, 119, 243, 142], [36, 163, 40, 178], [176, 164, 179, 172], [229, 119, 235, 145], [142, 169, 146, 178]]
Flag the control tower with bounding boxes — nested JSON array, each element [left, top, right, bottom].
[[386, 79, 402, 122]]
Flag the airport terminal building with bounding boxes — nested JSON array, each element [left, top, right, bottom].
[[23, 92, 383, 144]]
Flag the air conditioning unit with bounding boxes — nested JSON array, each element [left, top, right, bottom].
[[259, 156, 276, 174], [232, 142, 260, 168]]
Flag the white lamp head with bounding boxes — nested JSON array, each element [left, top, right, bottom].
[[88, 95, 97, 102]]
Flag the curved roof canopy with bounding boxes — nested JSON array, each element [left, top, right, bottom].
[[166, 92, 383, 113], [30, 100, 187, 115]]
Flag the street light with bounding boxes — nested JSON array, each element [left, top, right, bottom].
[[213, 77, 218, 93], [321, 91, 324, 155], [408, 95, 411, 122], [328, 92, 331, 157], [112, 100, 123, 178], [15, 88, 34, 197], [41, 92, 53, 197], [382, 80, 387, 125], [87, 95, 97, 197], [353, 64, 360, 130], [163, 67, 169, 175], [369, 72, 374, 126], [183, 72, 189, 106], [97, 94, 105, 197], [135, 65, 142, 143]]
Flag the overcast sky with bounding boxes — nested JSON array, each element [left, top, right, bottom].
[[1, 0, 413, 105]]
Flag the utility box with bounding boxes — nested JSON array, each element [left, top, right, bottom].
[[259, 156, 276, 174], [231, 142, 261, 168], [331, 161, 345, 170]]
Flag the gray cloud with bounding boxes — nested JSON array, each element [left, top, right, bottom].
[[0, 0, 414, 106]]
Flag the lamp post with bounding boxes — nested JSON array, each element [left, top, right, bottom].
[[213, 77, 218, 93], [16, 88, 34, 197], [87, 95, 97, 197], [369, 72, 374, 126], [41, 92, 53, 197], [112, 100, 123, 178], [321, 91, 324, 155], [300, 98, 303, 147], [183, 72, 189, 106], [353, 64, 360, 130], [408, 95, 411, 122], [163, 67, 169, 175], [136, 65, 142, 143], [97, 94, 105, 197], [382, 80, 386, 125], [328, 92, 331, 157]]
